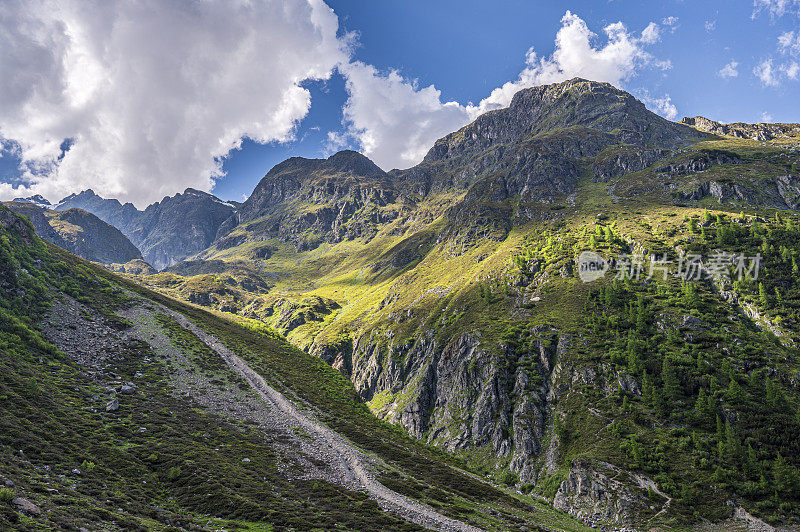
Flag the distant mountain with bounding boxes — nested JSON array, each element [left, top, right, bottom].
[[4, 201, 142, 264], [55, 188, 236, 270], [213, 149, 397, 251], [12, 194, 52, 208], [55, 189, 141, 230]]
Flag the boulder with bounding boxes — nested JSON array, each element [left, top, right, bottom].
[[12, 497, 41, 516]]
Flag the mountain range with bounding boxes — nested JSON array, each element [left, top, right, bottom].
[[3, 78, 800, 530]]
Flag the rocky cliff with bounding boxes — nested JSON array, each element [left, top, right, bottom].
[[4, 201, 142, 264], [55, 188, 236, 269]]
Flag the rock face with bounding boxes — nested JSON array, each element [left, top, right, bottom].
[[325, 327, 567, 485], [4, 202, 143, 264], [656, 149, 742, 176], [214, 150, 398, 251], [676, 175, 800, 210], [55, 188, 236, 270], [682, 116, 800, 141], [55, 189, 141, 230], [552, 461, 660, 527]]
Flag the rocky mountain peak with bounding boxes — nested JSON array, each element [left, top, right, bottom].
[[423, 78, 695, 167], [323, 150, 387, 179], [11, 194, 52, 208], [682, 115, 800, 141]]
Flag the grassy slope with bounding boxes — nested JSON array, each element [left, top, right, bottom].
[[0, 207, 590, 531], [142, 134, 800, 528]]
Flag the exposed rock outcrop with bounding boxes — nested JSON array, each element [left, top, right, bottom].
[[553, 461, 660, 528], [682, 116, 800, 141]]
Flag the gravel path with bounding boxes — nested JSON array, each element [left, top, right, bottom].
[[164, 307, 483, 532]]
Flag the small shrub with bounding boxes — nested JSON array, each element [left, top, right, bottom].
[[500, 471, 518, 486], [0, 487, 14, 503], [167, 466, 181, 481]]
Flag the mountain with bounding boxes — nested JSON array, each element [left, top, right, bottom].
[[0, 203, 580, 531], [682, 116, 800, 141], [11, 194, 52, 208], [172, 79, 800, 529], [56, 188, 236, 270], [215, 150, 396, 251], [55, 189, 141, 230], [3, 201, 142, 264]]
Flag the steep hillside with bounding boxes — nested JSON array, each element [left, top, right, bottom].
[[0, 204, 586, 531], [151, 79, 800, 529], [56, 188, 237, 270], [215, 150, 397, 252], [4, 201, 142, 264]]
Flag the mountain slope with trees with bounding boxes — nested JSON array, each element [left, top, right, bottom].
[[0, 204, 585, 531], [144, 79, 800, 529]]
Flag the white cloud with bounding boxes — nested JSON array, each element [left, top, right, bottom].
[[753, 0, 800, 18], [337, 62, 473, 170], [0, 0, 349, 206], [787, 61, 800, 78], [661, 16, 680, 33], [754, 58, 780, 85], [705, 20, 717, 32], [336, 11, 672, 170], [718, 61, 740, 78], [468, 12, 671, 117], [638, 91, 679, 120], [779, 30, 800, 54], [761, 111, 774, 122]]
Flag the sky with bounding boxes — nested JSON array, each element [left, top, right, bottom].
[[1, 0, 799, 208]]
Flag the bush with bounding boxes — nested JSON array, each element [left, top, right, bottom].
[[0, 487, 14, 503], [167, 466, 181, 481], [499, 471, 518, 486]]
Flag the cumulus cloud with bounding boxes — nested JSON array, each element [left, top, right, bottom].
[[705, 20, 717, 32], [718, 61, 740, 78], [335, 62, 472, 170], [638, 91, 679, 120], [0, 0, 348, 206], [469, 12, 671, 117], [337, 11, 672, 170], [761, 111, 774, 122]]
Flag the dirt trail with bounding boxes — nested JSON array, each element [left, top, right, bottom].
[[164, 307, 482, 532]]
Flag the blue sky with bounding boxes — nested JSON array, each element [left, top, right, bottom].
[[1, 0, 799, 206]]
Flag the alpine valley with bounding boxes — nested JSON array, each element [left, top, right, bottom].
[[3, 79, 800, 531]]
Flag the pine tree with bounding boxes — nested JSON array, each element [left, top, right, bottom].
[[661, 357, 681, 401], [746, 444, 759, 480], [726, 379, 745, 404], [716, 415, 725, 446], [773, 454, 800, 495], [725, 420, 742, 465], [759, 282, 771, 308]]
